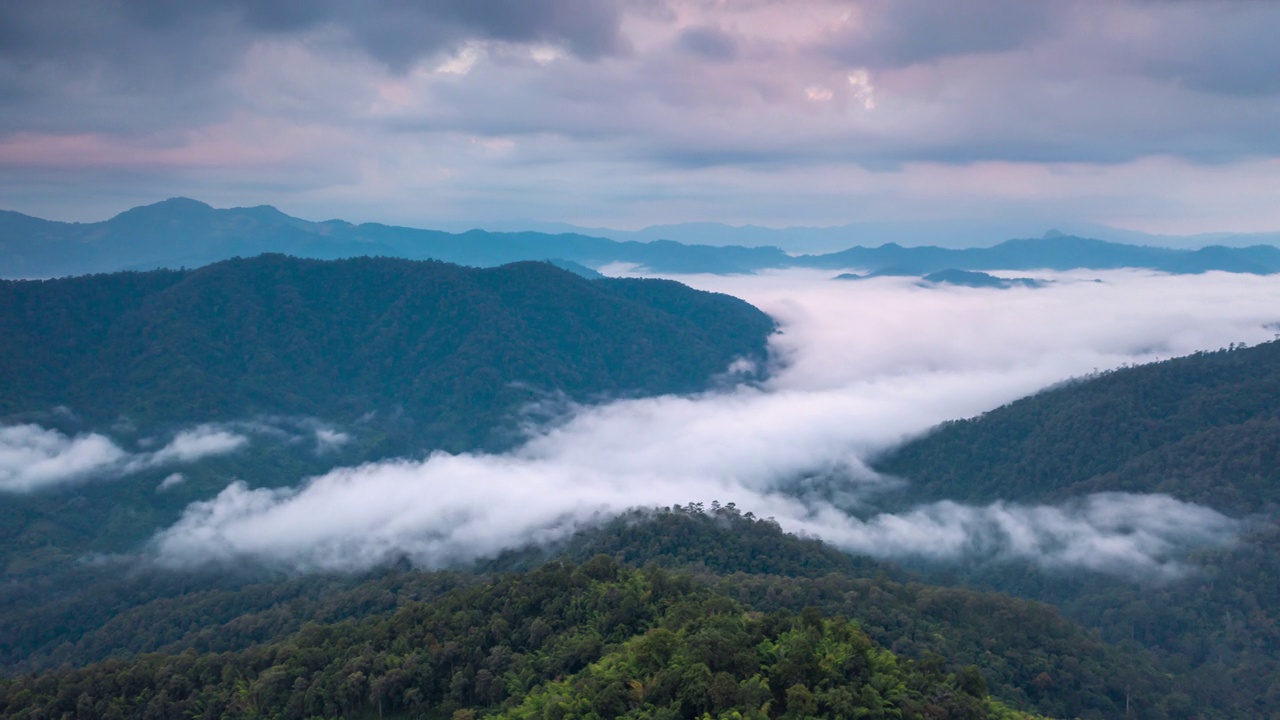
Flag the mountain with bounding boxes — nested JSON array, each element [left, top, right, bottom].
[[459, 218, 1280, 252], [834, 268, 1044, 288], [6, 199, 1280, 279], [0, 254, 773, 446], [2, 507, 1185, 719], [0, 198, 790, 278], [0, 255, 774, 575], [799, 233, 1280, 275], [875, 341, 1280, 512], [0, 555, 1047, 720], [873, 340, 1280, 716], [919, 269, 1043, 289]]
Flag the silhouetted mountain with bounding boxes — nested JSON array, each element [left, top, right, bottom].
[[801, 233, 1280, 275], [0, 198, 789, 277], [5, 199, 1280, 278]]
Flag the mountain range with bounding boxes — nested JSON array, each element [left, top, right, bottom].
[[5, 198, 1280, 278], [430, 217, 1280, 254]]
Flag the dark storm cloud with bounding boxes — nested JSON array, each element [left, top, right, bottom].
[[5, 0, 1280, 230], [0, 0, 627, 87], [0, 0, 629, 137]]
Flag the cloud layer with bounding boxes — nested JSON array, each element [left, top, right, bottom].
[[4, 1, 1280, 233], [152, 270, 1280, 576]]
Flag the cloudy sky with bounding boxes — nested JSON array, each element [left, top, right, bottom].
[[3, 0, 1280, 234]]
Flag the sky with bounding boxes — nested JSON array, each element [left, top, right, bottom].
[[3, 0, 1280, 236], [139, 269, 1280, 577]]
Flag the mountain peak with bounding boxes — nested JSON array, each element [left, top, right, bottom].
[[109, 197, 215, 224]]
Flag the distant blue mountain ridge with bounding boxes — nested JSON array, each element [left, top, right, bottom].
[[4, 198, 1280, 278]]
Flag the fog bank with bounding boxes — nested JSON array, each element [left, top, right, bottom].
[[152, 270, 1280, 575]]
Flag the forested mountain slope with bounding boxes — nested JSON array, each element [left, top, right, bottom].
[[0, 557, 1048, 720], [0, 254, 773, 450], [875, 340, 1280, 513], [874, 340, 1280, 718], [0, 255, 773, 576], [0, 507, 1183, 719]]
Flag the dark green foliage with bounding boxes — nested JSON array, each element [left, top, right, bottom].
[[1, 506, 1153, 719], [720, 574, 1180, 719], [498, 595, 1026, 720], [876, 340, 1280, 512], [0, 255, 773, 449], [875, 340, 1280, 718], [0, 559, 1039, 720], [484, 502, 899, 579]]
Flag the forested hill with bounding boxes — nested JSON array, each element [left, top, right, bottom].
[[0, 254, 774, 450], [0, 556, 1045, 720], [873, 341, 1280, 716], [874, 339, 1280, 513]]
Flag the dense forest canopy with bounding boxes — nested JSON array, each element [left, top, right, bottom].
[[875, 339, 1280, 514], [0, 254, 774, 450], [874, 339, 1280, 718]]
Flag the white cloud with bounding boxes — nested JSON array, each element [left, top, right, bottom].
[[0, 424, 249, 493], [0, 425, 128, 492], [131, 425, 248, 469], [315, 428, 351, 453], [157, 473, 187, 492], [152, 270, 1280, 575], [800, 493, 1240, 580]]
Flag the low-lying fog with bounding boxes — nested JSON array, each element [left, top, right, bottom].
[[91, 270, 1280, 574]]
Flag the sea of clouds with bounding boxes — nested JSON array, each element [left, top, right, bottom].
[[132, 269, 1280, 575]]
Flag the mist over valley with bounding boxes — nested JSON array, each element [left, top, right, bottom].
[[5, 227, 1280, 719], [7, 0, 1280, 715]]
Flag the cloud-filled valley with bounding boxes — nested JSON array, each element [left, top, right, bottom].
[[149, 269, 1280, 577]]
